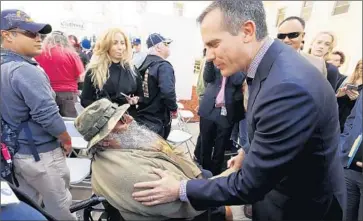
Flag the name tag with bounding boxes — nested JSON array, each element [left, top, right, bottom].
[[221, 106, 227, 116]]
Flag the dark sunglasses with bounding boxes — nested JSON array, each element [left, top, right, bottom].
[[9, 29, 45, 39], [277, 32, 301, 40]]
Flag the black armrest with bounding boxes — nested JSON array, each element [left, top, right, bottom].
[[69, 196, 106, 213]]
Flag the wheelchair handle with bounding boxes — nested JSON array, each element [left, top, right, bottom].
[[70, 196, 106, 213]]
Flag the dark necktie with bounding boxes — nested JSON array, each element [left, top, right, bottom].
[[246, 77, 253, 88]]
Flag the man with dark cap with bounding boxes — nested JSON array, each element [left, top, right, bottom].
[[136, 33, 178, 139], [0, 9, 76, 220], [132, 37, 147, 69]]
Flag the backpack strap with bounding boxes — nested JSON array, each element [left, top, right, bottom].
[[16, 122, 40, 162]]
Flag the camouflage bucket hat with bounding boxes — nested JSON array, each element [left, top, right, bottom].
[[74, 98, 130, 149]]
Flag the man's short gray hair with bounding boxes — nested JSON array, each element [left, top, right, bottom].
[[197, 0, 268, 41], [148, 42, 163, 55]]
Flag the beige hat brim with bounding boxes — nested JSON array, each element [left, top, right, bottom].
[[87, 104, 130, 149]]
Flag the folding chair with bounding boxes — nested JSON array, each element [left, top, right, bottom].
[[66, 158, 91, 187], [75, 102, 84, 115], [177, 102, 184, 109], [167, 130, 194, 159], [63, 120, 88, 157]]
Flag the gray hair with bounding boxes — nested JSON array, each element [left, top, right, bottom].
[[197, 0, 268, 41], [106, 121, 160, 151], [148, 42, 164, 55], [42, 31, 76, 55]]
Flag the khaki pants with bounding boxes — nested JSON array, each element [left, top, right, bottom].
[[14, 148, 76, 220]]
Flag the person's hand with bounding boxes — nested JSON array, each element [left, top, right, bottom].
[[171, 111, 178, 119], [58, 131, 72, 155], [62, 141, 72, 155], [132, 168, 180, 206], [126, 95, 139, 105], [346, 90, 359, 101], [227, 149, 245, 170], [357, 161, 362, 168], [336, 87, 347, 97]]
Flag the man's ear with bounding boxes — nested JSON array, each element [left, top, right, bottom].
[[302, 32, 306, 39], [241, 20, 256, 43], [1, 31, 14, 43], [156, 44, 163, 52]]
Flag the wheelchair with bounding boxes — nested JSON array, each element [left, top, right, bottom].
[[70, 194, 123, 221], [69, 194, 225, 221], [7, 174, 225, 221]]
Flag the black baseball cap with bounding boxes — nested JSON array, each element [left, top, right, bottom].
[[146, 33, 172, 49]]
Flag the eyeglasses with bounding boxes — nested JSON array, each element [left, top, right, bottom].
[[8, 29, 45, 39], [277, 32, 301, 40]]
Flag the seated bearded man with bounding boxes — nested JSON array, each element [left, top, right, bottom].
[[74, 99, 244, 221]]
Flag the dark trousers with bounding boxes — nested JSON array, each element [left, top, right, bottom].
[[161, 123, 172, 140], [194, 135, 202, 162], [252, 190, 343, 220], [55, 92, 78, 117], [344, 169, 363, 220], [198, 117, 233, 175], [137, 118, 171, 140]]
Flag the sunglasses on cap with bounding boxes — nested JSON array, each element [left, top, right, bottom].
[[277, 32, 301, 40], [8, 28, 46, 39]]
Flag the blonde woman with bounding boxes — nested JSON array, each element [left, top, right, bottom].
[[308, 31, 340, 89], [35, 31, 84, 117], [336, 59, 362, 132], [80, 28, 142, 118]]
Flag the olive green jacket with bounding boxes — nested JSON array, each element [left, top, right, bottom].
[[91, 139, 204, 221]]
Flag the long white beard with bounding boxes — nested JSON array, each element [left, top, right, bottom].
[[107, 121, 160, 150]]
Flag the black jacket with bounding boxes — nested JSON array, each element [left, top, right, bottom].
[[198, 61, 245, 128], [136, 55, 178, 130], [326, 62, 340, 90], [80, 62, 143, 118]]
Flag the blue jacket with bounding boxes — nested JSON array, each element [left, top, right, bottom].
[[185, 40, 346, 220], [137, 55, 178, 129], [340, 92, 362, 172], [0, 49, 65, 154]]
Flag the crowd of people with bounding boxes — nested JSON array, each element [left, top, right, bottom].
[[1, 0, 362, 220]]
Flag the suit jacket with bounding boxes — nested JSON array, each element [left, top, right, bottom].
[[186, 41, 346, 220], [326, 62, 340, 90], [340, 92, 362, 172], [300, 51, 327, 78], [198, 61, 245, 128]]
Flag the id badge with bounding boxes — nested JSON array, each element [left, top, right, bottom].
[[221, 106, 227, 116]]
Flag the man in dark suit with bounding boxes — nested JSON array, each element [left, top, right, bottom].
[[132, 1, 346, 220], [339, 92, 363, 220], [194, 60, 245, 175]]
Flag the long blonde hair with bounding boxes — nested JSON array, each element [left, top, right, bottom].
[[347, 59, 363, 84], [85, 28, 134, 89], [42, 31, 76, 56], [308, 31, 337, 60]]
